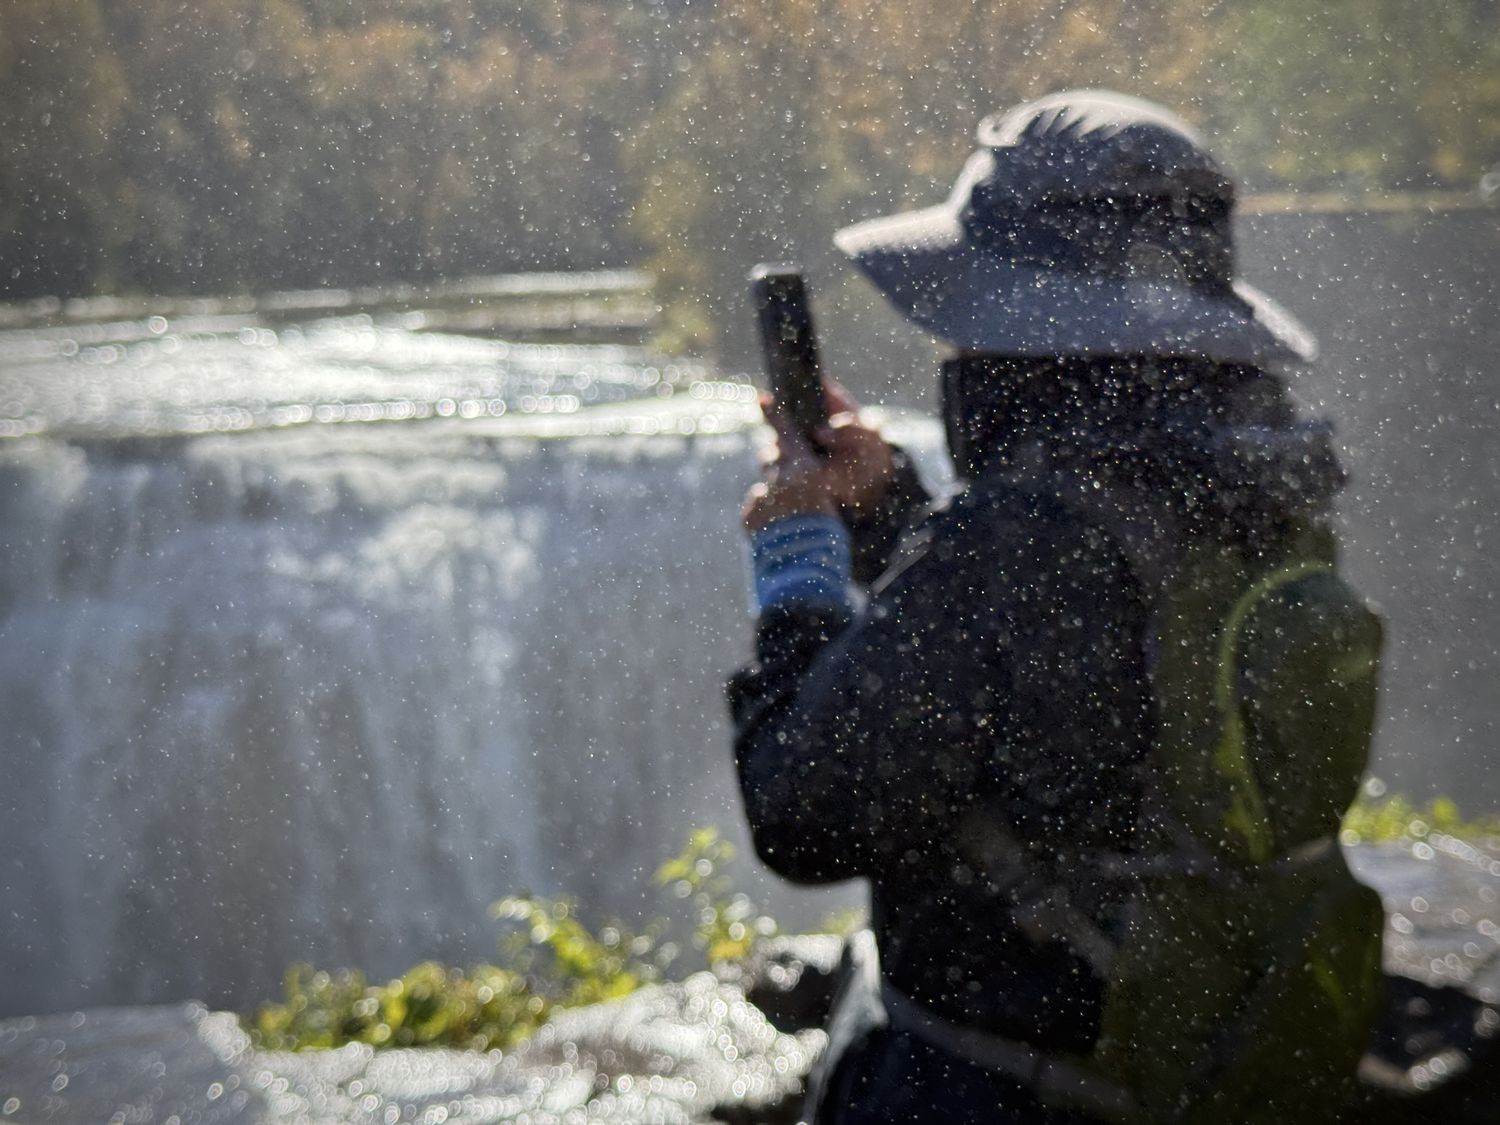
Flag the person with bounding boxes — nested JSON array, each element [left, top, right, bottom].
[[727, 90, 1385, 1124]]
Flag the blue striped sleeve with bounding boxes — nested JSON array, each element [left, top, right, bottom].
[[746, 513, 856, 615]]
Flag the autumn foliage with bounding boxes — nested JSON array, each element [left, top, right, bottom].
[[3, 0, 1496, 348]]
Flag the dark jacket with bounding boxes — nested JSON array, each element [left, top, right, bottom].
[[728, 455, 1156, 1122]]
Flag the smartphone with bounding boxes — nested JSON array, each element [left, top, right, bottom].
[[749, 263, 827, 442]]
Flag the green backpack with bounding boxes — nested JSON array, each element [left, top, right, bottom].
[[1088, 522, 1386, 1123]]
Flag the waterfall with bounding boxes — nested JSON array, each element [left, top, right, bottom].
[[0, 412, 936, 1017]]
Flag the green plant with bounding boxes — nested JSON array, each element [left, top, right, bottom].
[[246, 800, 1500, 1053], [489, 893, 661, 1008], [654, 826, 775, 969], [1340, 785, 1500, 846], [247, 827, 773, 1051], [250, 961, 544, 1052]]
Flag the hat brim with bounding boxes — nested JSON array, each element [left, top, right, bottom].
[[834, 204, 1317, 365]]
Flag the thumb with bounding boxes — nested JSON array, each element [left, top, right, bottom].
[[822, 378, 863, 417]]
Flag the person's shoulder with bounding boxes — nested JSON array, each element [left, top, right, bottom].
[[936, 475, 1076, 542], [914, 478, 1130, 601], [951, 478, 1125, 558]]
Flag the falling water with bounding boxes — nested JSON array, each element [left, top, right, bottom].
[[0, 309, 944, 1018]]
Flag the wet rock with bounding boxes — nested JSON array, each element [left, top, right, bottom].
[[0, 975, 825, 1124]]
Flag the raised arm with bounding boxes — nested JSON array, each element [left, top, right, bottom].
[[730, 481, 1152, 884], [728, 507, 1012, 883]]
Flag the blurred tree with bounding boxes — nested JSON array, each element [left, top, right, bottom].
[[0, 0, 1492, 350], [0, 0, 130, 296], [624, 0, 1226, 357], [1204, 0, 1500, 191]]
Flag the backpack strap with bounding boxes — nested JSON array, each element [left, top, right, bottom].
[[1210, 559, 1335, 863], [880, 981, 1140, 1124]]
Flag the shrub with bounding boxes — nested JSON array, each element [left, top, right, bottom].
[[246, 827, 773, 1051], [1340, 785, 1500, 846]]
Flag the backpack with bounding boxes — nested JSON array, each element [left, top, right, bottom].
[[1084, 522, 1386, 1123]]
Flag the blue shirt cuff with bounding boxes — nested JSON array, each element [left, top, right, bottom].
[[747, 513, 856, 615]]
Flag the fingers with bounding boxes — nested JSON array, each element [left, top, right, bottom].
[[767, 379, 864, 421], [821, 378, 862, 416], [758, 392, 820, 470], [742, 475, 835, 531], [814, 413, 884, 457], [747, 382, 890, 528], [813, 417, 895, 512], [741, 481, 771, 532], [813, 419, 862, 449]]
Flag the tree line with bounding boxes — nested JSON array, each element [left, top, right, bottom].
[[2, 0, 1496, 351]]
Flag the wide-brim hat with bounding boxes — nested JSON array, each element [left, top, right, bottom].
[[834, 90, 1316, 365]]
